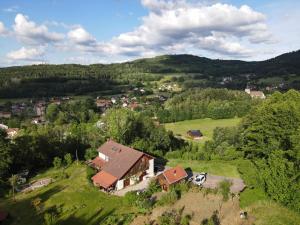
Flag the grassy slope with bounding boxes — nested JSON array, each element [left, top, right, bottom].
[[0, 164, 135, 225], [248, 201, 300, 225], [165, 118, 241, 142]]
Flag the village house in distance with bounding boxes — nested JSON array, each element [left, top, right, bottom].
[[187, 130, 203, 140], [90, 140, 154, 192], [245, 88, 266, 99]]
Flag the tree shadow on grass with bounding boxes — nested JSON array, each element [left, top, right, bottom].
[[60, 208, 116, 225], [2, 185, 67, 225]]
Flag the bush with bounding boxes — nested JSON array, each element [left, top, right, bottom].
[[52, 157, 62, 169], [218, 180, 232, 201], [64, 153, 72, 167], [84, 148, 98, 160], [158, 210, 180, 225], [124, 191, 154, 211], [86, 167, 96, 184], [43, 212, 58, 225], [201, 210, 220, 225], [102, 213, 134, 225], [145, 179, 161, 195], [157, 189, 179, 206], [173, 181, 190, 194], [124, 191, 139, 206], [157, 209, 192, 225]]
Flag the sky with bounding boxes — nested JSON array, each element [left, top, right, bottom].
[[0, 0, 299, 67]]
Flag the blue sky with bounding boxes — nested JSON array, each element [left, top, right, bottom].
[[0, 0, 299, 66]]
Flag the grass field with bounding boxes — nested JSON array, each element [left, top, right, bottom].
[[164, 118, 241, 142], [247, 201, 300, 225], [0, 164, 135, 225], [167, 159, 241, 178]]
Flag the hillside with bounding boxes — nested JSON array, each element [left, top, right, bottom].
[[0, 50, 299, 98]]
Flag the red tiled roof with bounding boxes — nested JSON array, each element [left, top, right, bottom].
[[97, 140, 146, 179], [92, 171, 117, 189], [91, 156, 106, 169], [163, 166, 188, 185]]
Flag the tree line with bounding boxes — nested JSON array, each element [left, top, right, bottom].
[[167, 90, 300, 212], [157, 88, 260, 122]]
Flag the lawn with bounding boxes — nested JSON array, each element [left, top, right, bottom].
[[167, 159, 241, 178], [247, 200, 300, 225], [0, 164, 136, 225], [164, 118, 241, 142]]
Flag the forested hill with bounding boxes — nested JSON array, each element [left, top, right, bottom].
[[0, 50, 299, 98], [1, 50, 300, 77]]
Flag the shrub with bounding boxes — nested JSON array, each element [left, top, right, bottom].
[[157, 189, 179, 206], [157, 210, 180, 225], [102, 213, 134, 225], [31, 197, 43, 213], [180, 214, 192, 225], [84, 148, 98, 160], [124, 191, 154, 211], [43, 212, 58, 225], [86, 167, 96, 184], [218, 180, 232, 201], [157, 209, 192, 225], [201, 210, 220, 225], [64, 153, 72, 167], [53, 157, 62, 169], [145, 179, 161, 195], [173, 181, 190, 194]]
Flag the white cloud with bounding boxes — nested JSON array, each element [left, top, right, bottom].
[[0, 21, 7, 36], [68, 27, 96, 45], [13, 13, 64, 45], [2, 0, 281, 65], [65, 0, 273, 58], [197, 34, 253, 56], [6, 46, 46, 61], [3, 5, 19, 13]]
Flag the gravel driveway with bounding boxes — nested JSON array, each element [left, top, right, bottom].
[[193, 172, 246, 193]]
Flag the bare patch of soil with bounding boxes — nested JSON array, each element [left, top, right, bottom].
[[131, 191, 255, 225]]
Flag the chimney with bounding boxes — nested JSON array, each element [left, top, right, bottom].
[[173, 169, 177, 176]]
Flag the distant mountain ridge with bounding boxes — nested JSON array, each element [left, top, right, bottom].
[[0, 50, 299, 98], [1, 50, 300, 78]]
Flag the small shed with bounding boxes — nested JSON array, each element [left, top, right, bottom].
[[187, 130, 203, 140], [157, 166, 188, 191]]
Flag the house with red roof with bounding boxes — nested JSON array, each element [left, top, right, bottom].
[[157, 166, 188, 191], [90, 140, 155, 192]]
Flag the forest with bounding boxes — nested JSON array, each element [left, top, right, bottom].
[[0, 50, 300, 98]]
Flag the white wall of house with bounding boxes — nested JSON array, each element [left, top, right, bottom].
[[99, 152, 109, 161], [146, 159, 155, 177], [116, 179, 124, 190]]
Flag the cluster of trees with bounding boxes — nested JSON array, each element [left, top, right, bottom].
[[239, 90, 300, 212], [206, 90, 300, 212], [45, 98, 98, 125], [0, 123, 103, 180], [101, 108, 184, 156], [166, 90, 300, 212], [157, 88, 258, 122]]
